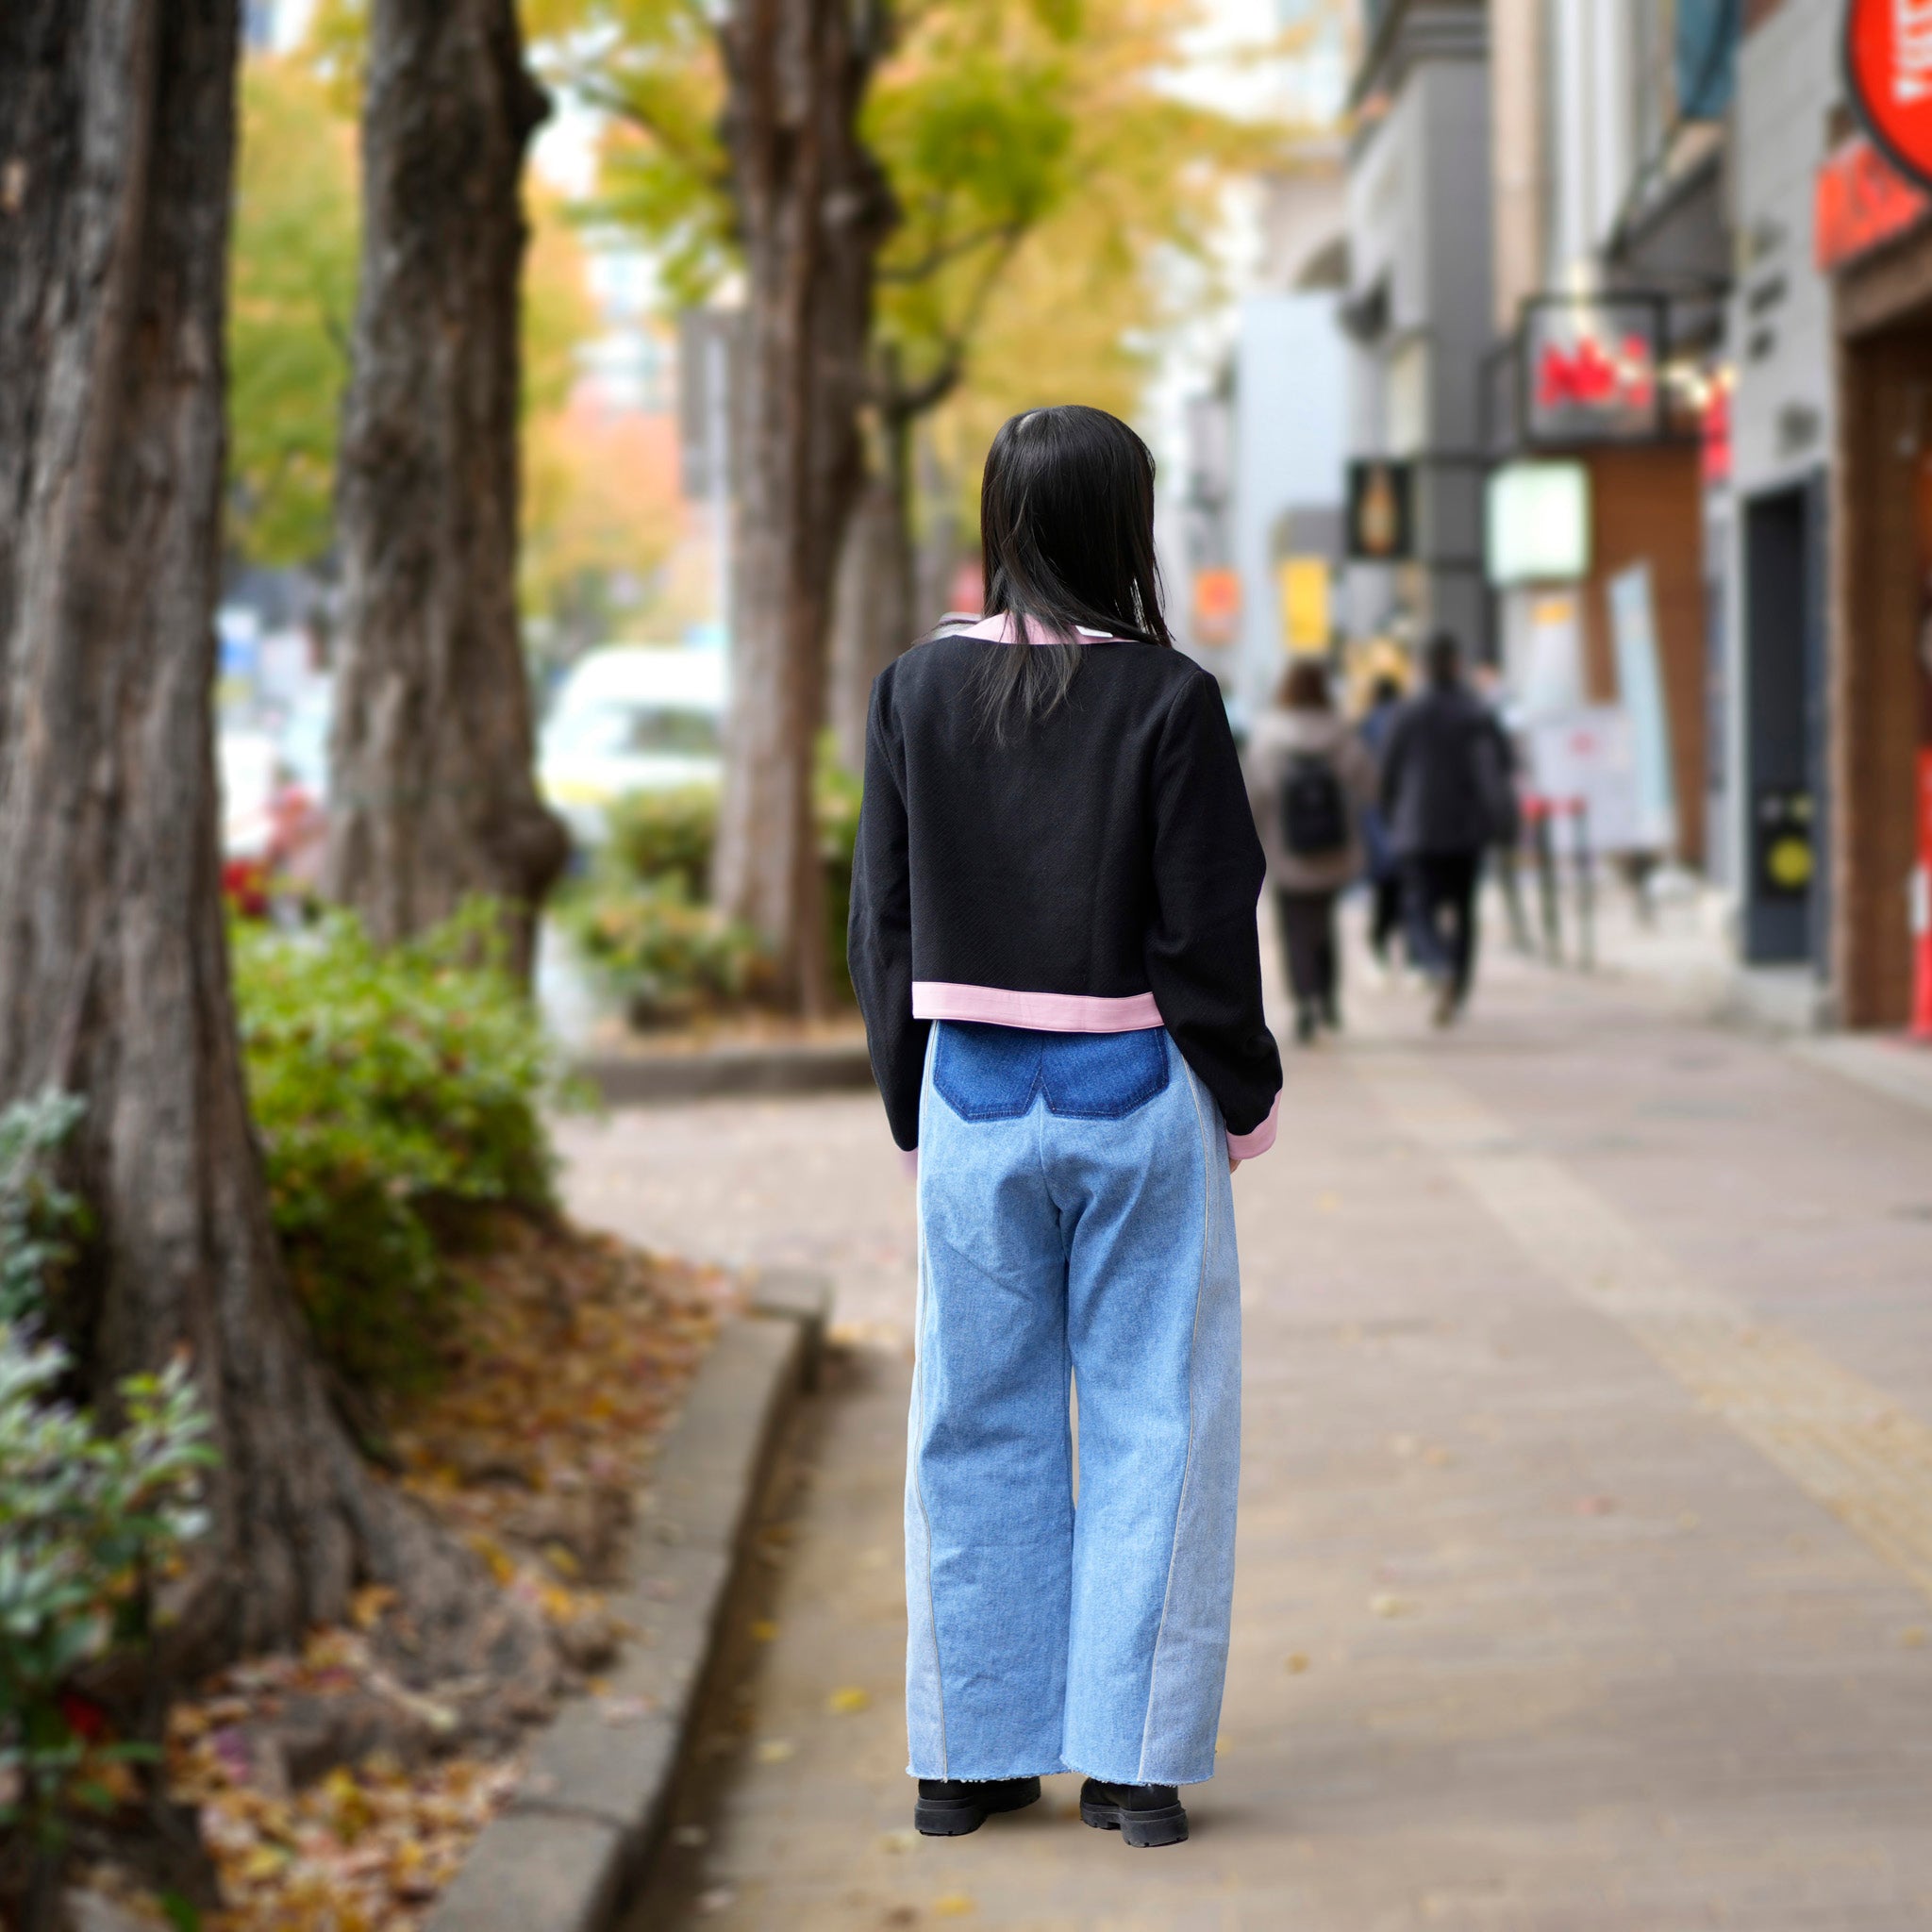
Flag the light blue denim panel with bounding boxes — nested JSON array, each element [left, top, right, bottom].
[[908, 1023, 1240, 1787]]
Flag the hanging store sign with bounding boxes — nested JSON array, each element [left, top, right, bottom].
[[1276, 558, 1331, 656], [1344, 459, 1414, 561], [1191, 566, 1241, 646], [1846, 0, 1932, 192], [1814, 134, 1931, 270], [1485, 462, 1591, 587], [1520, 296, 1666, 446]]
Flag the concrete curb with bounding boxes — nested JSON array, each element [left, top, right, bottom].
[[575, 1039, 874, 1106], [424, 1278, 829, 1932]]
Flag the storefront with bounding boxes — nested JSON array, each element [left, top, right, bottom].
[[1822, 142, 1932, 1025], [1484, 293, 1713, 867]]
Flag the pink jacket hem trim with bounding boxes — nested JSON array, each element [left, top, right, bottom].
[[911, 981, 1163, 1033], [1226, 1093, 1279, 1161]]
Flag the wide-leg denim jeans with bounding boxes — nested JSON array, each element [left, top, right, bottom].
[[907, 1021, 1241, 1787]]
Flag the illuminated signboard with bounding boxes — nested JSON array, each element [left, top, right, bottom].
[[1520, 295, 1666, 446], [1191, 567, 1240, 646], [1846, 0, 1932, 192], [1485, 461, 1591, 587], [1345, 459, 1414, 561], [1815, 134, 1931, 270]]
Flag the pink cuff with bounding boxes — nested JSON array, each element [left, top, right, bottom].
[[1226, 1093, 1279, 1161]]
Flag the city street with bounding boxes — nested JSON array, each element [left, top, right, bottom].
[[557, 923, 1932, 1931]]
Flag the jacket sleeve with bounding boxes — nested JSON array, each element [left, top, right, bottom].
[[846, 675, 928, 1151], [1145, 675, 1283, 1157]]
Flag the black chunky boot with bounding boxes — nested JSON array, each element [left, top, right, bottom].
[[912, 1774, 1041, 1837], [1078, 1778, 1189, 1848]]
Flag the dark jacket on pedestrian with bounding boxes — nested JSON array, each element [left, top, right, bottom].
[[1378, 682, 1514, 858], [1356, 693, 1401, 881], [847, 614, 1284, 1159]]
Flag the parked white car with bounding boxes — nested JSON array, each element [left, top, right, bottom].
[[539, 646, 728, 848]]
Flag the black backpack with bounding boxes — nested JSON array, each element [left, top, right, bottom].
[[1279, 751, 1348, 857]]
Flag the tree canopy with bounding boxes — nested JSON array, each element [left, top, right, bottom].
[[225, 29, 671, 629], [227, 57, 358, 566], [550, 0, 1288, 527]]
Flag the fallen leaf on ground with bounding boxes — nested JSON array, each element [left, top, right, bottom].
[[825, 1687, 871, 1714], [755, 1739, 796, 1764], [879, 1828, 919, 1853], [1370, 1592, 1418, 1619], [932, 1894, 975, 1918], [600, 1695, 656, 1725], [749, 1620, 779, 1642], [1284, 1653, 1311, 1674]]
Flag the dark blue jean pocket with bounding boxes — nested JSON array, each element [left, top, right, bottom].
[[1040, 1027, 1169, 1120], [933, 1023, 1045, 1121]]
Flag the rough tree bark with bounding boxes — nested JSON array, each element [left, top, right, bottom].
[[828, 347, 958, 774], [712, 0, 897, 1010], [0, 0, 535, 1684], [325, 0, 568, 984], [828, 458, 910, 777]]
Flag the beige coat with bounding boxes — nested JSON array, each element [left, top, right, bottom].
[[1244, 707, 1378, 894]]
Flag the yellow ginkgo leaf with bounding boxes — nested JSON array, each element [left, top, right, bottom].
[[825, 1686, 871, 1714]]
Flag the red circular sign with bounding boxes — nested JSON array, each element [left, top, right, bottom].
[[1847, 0, 1932, 191]]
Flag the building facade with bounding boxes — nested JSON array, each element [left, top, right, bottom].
[[1341, 0, 1494, 664], [1479, 0, 1733, 873]]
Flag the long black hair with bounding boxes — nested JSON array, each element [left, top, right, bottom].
[[971, 405, 1172, 738]]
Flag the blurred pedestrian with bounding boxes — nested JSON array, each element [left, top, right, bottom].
[[1379, 632, 1516, 1025], [1356, 673, 1407, 972], [1471, 661, 1531, 954], [1246, 659, 1375, 1043], [849, 404, 1282, 1851]]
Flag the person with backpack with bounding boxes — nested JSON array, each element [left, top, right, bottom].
[[848, 405, 1281, 1851], [1245, 658, 1376, 1044], [1378, 631, 1517, 1025]]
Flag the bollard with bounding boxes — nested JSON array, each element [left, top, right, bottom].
[[1571, 799, 1595, 972]]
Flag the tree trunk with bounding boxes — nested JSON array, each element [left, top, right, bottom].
[[827, 428, 913, 774], [0, 0, 529, 1683], [325, 0, 567, 984], [712, 0, 895, 1010]]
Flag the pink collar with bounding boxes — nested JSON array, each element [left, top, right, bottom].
[[954, 613, 1122, 646]]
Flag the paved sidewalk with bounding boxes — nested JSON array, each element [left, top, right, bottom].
[[557, 926, 1932, 1931]]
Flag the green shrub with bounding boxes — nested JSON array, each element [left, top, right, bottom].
[[556, 879, 773, 1025], [232, 902, 560, 1396], [0, 1093, 89, 1329], [816, 750, 862, 1004], [605, 786, 719, 899], [588, 745, 862, 1011], [0, 1325, 214, 1895]]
